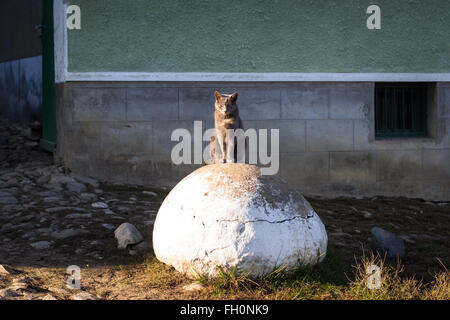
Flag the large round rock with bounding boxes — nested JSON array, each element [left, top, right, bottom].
[[152, 164, 327, 278]]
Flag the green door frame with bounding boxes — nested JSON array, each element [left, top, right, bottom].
[[40, 0, 57, 152]]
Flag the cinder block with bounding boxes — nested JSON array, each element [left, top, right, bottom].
[[101, 122, 152, 156], [376, 150, 422, 181], [127, 87, 178, 120], [179, 88, 214, 120], [281, 87, 328, 119], [438, 87, 450, 119], [374, 180, 424, 199], [329, 151, 376, 184], [256, 120, 306, 153], [127, 154, 178, 186], [68, 121, 102, 155], [279, 152, 329, 185], [421, 179, 450, 201], [329, 86, 372, 119], [152, 120, 195, 156], [354, 120, 375, 150], [72, 87, 126, 121], [422, 149, 450, 180], [306, 120, 354, 151], [223, 88, 281, 120]]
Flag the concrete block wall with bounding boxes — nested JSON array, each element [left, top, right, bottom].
[[56, 82, 450, 200]]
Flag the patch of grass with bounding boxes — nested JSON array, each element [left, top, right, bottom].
[[143, 256, 186, 288], [189, 247, 449, 300]]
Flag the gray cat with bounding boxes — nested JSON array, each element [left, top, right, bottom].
[[209, 91, 244, 163]]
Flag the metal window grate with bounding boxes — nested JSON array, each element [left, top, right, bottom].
[[375, 83, 428, 138]]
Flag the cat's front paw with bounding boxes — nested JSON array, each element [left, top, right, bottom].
[[226, 159, 235, 163]]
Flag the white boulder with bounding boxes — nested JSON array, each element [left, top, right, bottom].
[[152, 164, 328, 278]]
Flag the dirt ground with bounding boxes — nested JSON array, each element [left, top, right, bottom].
[[0, 118, 449, 300]]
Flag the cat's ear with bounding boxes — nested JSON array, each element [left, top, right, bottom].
[[230, 92, 238, 102], [214, 91, 222, 101]]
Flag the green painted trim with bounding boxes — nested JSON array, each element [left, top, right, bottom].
[[42, 0, 57, 150]]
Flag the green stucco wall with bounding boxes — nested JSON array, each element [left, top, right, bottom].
[[67, 0, 450, 73]]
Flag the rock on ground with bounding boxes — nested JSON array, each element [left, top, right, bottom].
[[114, 223, 143, 249], [371, 227, 405, 259], [30, 241, 52, 250], [153, 163, 328, 279]]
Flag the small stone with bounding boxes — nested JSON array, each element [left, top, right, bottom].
[[79, 193, 97, 202], [134, 241, 151, 251], [371, 227, 405, 259], [24, 141, 39, 148], [183, 282, 205, 292], [66, 181, 87, 193], [398, 234, 416, 244], [22, 231, 36, 239], [362, 211, 373, 219], [114, 223, 143, 249], [43, 196, 63, 203], [0, 195, 18, 205], [329, 232, 352, 239], [49, 173, 74, 185], [128, 250, 137, 255], [51, 229, 81, 239], [92, 202, 108, 209], [36, 175, 50, 184], [65, 213, 93, 219], [71, 174, 99, 188], [0, 264, 17, 275], [71, 292, 98, 300], [30, 241, 52, 250], [142, 191, 158, 197], [45, 206, 86, 213], [102, 224, 116, 230]]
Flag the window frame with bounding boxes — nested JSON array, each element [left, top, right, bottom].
[[374, 82, 428, 139]]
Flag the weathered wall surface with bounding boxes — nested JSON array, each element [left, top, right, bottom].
[[55, 82, 450, 200], [67, 0, 450, 73], [0, 56, 42, 124], [0, 0, 42, 124]]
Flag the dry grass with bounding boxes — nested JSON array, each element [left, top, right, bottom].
[[189, 247, 450, 300]]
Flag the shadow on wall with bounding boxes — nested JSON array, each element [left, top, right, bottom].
[[0, 55, 42, 125]]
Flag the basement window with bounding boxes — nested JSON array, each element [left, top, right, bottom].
[[375, 83, 428, 138]]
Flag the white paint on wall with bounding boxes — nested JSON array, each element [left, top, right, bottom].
[[63, 72, 450, 82], [54, 0, 67, 83]]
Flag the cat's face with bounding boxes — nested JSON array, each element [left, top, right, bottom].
[[214, 91, 238, 115]]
